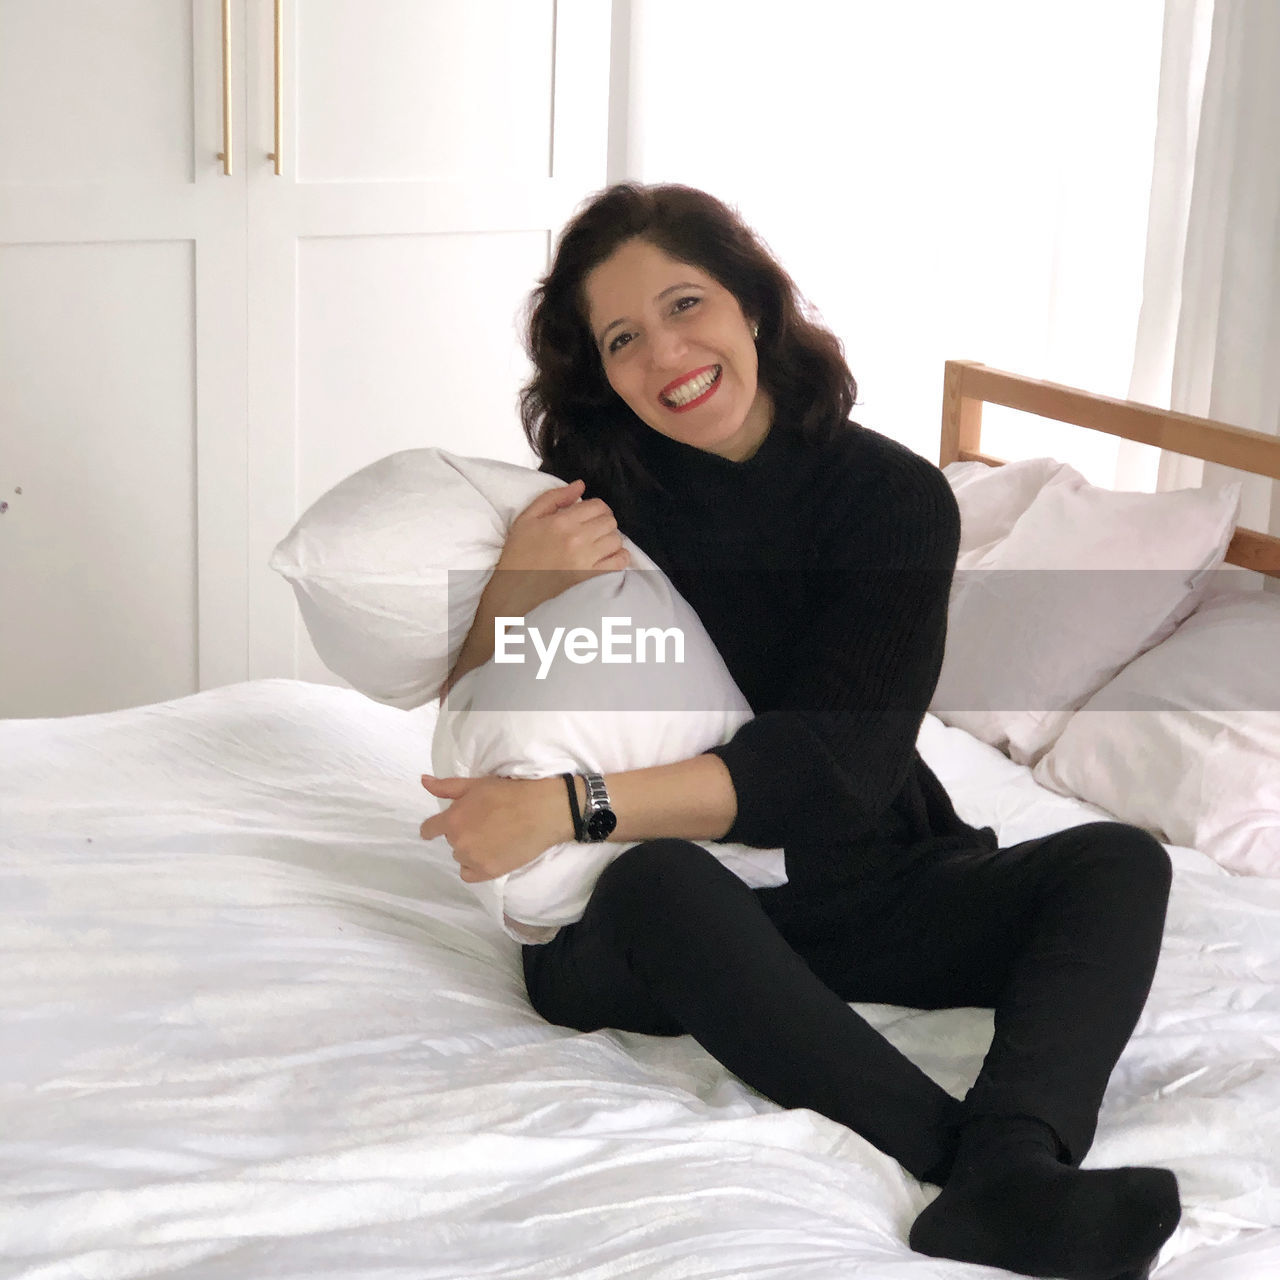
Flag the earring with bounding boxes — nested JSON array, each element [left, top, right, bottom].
[[751, 322, 760, 339]]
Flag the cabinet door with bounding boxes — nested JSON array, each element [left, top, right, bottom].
[[243, 0, 610, 686], [0, 0, 250, 717]]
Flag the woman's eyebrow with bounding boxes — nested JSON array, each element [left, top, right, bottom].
[[596, 282, 703, 346]]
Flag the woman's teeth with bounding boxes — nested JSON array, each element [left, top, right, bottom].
[[662, 366, 721, 407]]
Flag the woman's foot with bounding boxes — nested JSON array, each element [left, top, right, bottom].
[[908, 1116, 1180, 1280]]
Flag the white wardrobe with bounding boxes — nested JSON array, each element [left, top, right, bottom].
[[0, 0, 611, 718]]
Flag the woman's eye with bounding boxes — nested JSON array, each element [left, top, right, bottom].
[[606, 297, 699, 355]]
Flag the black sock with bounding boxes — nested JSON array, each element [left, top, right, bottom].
[[909, 1115, 1181, 1280]]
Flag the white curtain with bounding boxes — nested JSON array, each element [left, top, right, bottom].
[[1120, 0, 1280, 555], [616, 1, 1276, 534], [615, 1, 1166, 481]]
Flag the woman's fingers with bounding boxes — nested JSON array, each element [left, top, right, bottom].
[[421, 773, 468, 797], [546, 496, 613, 533], [596, 547, 630, 569], [575, 505, 618, 534], [497, 482, 626, 605], [517, 478, 584, 521], [420, 774, 467, 841], [560, 504, 624, 560], [587, 517, 628, 568]]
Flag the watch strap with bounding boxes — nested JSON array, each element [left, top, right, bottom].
[[583, 772, 610, 812], [561, 772, 585, 841]]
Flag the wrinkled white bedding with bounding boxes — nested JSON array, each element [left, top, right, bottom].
[[2, 679, 1278, 1279]]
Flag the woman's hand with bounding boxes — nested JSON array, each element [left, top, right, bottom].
[[439, 480, 632, 699], [419, 773, 567, 882], [492, 479, 630, 617]]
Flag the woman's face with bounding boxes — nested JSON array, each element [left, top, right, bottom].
[[583, 238, 773, 462]]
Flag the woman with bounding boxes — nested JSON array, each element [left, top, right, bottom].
[[420, 183, 1180, 1280]]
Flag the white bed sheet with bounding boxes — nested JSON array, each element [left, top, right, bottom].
[[2, 679, 1278, 1279]]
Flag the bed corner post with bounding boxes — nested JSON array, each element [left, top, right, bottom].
[[941, 360, 984, 468]]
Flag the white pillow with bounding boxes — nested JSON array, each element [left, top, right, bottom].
[[270, 449, 569, 710], [432, 566, 788, 945], [1033, 589, 1280, 876], [270, 448, 786, 945], [930, 473, 1241, 767], [944, 456, 1084, 567]]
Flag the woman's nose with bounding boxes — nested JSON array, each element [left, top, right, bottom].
[[649, 323, 689, 367]]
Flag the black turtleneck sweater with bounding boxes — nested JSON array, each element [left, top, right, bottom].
[[540, 419, 998, 870]]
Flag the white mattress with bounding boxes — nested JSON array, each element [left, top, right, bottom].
[[2, 679, 1278, 1279]]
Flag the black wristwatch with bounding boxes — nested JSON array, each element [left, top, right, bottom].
[[562, 771, 617, 843]]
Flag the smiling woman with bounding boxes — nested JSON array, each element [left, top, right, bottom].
[[583, 239, 770, 461], [438, 182, 1187, 1280], [519, 183, 856, 528]]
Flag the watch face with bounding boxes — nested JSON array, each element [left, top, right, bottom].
[[585, 809, 617, 841]]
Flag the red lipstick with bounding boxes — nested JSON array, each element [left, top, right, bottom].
[[659, 365, 719, 398]]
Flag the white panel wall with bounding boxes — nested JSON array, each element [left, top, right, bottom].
[[295, 1, 556, 182], [295, 231, 545, 495], [0, 0, 610, 717], [0, 241, 199, 712], [0, 0, 194, 185]]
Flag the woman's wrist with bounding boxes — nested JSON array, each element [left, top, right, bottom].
[[606, 755, 737, 843], [533, 757, 737, 848]]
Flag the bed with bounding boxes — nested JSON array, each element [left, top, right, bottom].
[[3, 364, 1280, 1279]]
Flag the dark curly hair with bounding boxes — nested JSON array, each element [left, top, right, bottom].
[[518, 182, 858, 517]]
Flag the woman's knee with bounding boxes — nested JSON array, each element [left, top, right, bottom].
[[1050, 821, 1172, 902], [589, 839, 745, 933], [594, 838, 732, 897], [521, 843, 733, 1038], [1093, 821, 1171, 883]]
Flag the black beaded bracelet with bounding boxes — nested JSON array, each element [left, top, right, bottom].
[[561, 772, 584, 842]]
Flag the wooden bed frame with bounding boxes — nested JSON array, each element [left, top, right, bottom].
[[939, 360, 1280, 577]]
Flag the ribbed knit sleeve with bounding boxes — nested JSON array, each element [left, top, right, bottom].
[[706, 450, 961, 849]]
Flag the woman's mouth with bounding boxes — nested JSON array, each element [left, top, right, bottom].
[[659, 364, 722, 412]]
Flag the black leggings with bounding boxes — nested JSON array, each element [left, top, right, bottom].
[[521, 822, 1172, 1183]]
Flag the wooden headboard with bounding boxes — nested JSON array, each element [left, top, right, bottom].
[[940, 360, 1280, 578]]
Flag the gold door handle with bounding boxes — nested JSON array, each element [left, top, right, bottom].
[[266, 0, 283, 174], [215, 0, 232, 174]]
